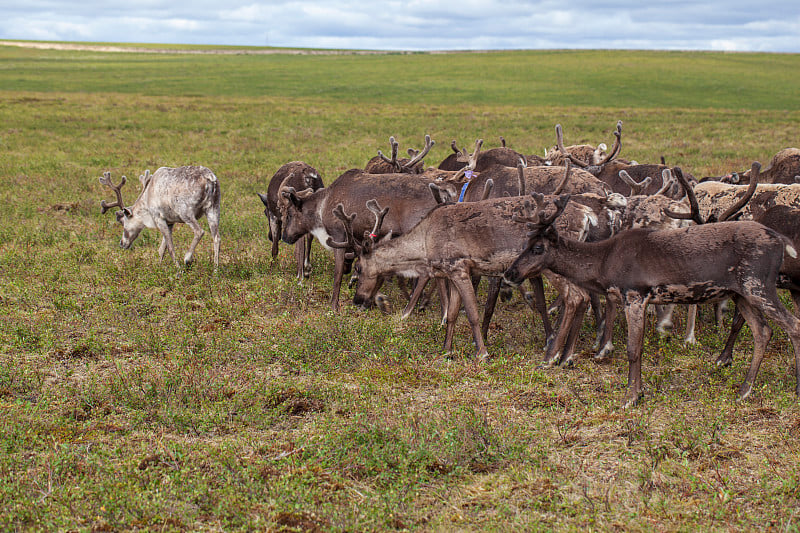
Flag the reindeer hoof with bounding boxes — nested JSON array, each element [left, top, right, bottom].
[[737, 383, 753, 401], [716, 355, 732, 367], [622, 393, 642, 409], [559, 357, 574, 369]]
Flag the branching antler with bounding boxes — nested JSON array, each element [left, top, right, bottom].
[[552, 160, 572, 195], [99, 171, 127, 214], [326, 203, 359, 251], [717, 162, 760, 222], [555, 124, 588, 168], [618, 169, 652, 196], [595, 120, 623, 166], [453, 139, 484, 180], [662, 167, 705, 224], [377, 136, 401, 172], [663, 163, 760, 225], [365, 199, 389, 240], [402, 134, 434, 171], [655, 168, 675, 196]]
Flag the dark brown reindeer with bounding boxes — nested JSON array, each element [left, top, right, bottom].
[[347, 195, 596, 360], [503, 193, 800, 407], [99, 166, 221, 267], [717, 205, 800, 366], [257, 161, 324, 278], [364, 135, 435, 174], [438, 138, 528, 172], [278, 144, 482, 310]]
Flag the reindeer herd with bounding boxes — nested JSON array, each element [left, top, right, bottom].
[[97, 122, 800, 407]]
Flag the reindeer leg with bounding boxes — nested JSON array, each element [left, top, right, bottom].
[[623, 296, 649, 408], [401, 276, 429, 320], [182, 216, 205, 266], [437, 278, 449, 326], [443, 281, 461, 356], [594, 297, 618, 361], [269, 215, 281, 260], [741, 289, 800, 397], [481, 277, 501, 343], [156, 220, 179, 267], [717, 306, 744, 367], [207, 207, 221, 269], [559, 291, 590, 368], [523, 276, 552, 344], [303, 234, 313, 277], [330, 248, 346, 312], [684, 304, 698, 344], [450, 270, 489, 361], [655, 304, 675, 337], [734, 296, 773, 400], [294, 241, 305, 280]]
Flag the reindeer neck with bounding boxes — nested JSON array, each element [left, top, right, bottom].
[[372, 230, 429, 277], [547, 237, 609, 292]]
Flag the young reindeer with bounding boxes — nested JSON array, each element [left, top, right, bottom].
[[503, 193, 800, 407], [99, 166, 221, 267]]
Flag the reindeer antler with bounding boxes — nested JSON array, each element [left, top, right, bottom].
[[718, 162, 760, 222], [99, 171, 127, 214], [450, 140, 460, 154], [377, 136, 401, 171], [514, 193, 571, 234], [453, 139, 484, 180], [326, 203, 359, 252], [552, 160, 573, 195], [555, 124, 588, 168], [618, 169, 652, 196], [663, 167, 705, 225], [655, 168, 675, 196], [365, 199, 389, 240], [402, 134, 435, 171], [595, 120, 623, 166], [517, 161, 527, 196]]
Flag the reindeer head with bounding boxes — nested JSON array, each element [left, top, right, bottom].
[[99, 170, 148, 249], [278, 185, 316, 244], [503, 193, 570, 286], [325, 200, 390, 309]]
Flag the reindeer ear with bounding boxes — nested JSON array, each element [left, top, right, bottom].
[[122, 207, 132, 218]]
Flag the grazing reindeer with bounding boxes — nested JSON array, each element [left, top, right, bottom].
[[99, 166, 221, 267], [257, 161, 324, 278], [278, 140, 483, 310], [503, 193, 800, 407], [347, 195, 596, 360]]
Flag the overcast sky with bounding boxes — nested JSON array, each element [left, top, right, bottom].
[[1, 1, 799, 52]]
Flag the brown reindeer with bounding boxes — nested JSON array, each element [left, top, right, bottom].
[[364, 135, 435, 174], [278, 143, 482, 310], [99, 166, 221, 267], [503, 193, 800, 407], [257, 161, 324, 278], [348, 195, 596, 360]]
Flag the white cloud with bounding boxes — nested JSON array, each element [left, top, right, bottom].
[[0, 1, 799, 52]]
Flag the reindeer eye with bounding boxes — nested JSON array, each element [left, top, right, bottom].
[[532, 244, 545, 255]]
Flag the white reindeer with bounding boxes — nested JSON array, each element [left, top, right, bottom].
[[99, 166, 221, 267]]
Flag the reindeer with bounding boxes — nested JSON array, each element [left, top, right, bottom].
[[552, 122, 690, 198], [503, 193, 800, 407], [346, 195, 597, 360], [257, 161, 324, 279], [99, 166, 221, 267], [438, 138, 528, 172], [703, 148, 800, 185], [544, 121, 623, 167], [365, 135, 435, 174], [278, 142, 482, 310]]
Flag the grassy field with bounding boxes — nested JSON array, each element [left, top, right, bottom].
[[2, 43, 800, 531]]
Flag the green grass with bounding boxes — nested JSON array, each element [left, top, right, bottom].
[[2, 42, 800, 531]]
